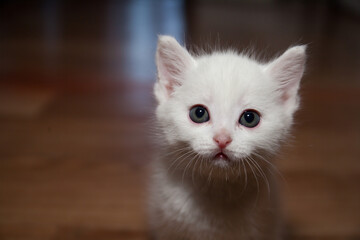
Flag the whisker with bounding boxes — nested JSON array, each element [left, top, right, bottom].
[[182, 152, 197, 184], [162, 146, 192, 157], [191, 153, 202, 185], [166, 150, 190, 172], [252, 152, 286, 183], [168, 150, 196, 174], [248, 156, 270, 195], [199, 153, 204, 176], [244, 157, 259, 201], [240, 159, 248, 193], [207, 165, 214, 185]]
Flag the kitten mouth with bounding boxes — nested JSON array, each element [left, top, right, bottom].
[[214, 152, 230, 161]]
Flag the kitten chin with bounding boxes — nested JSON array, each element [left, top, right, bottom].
[[149, 35, 306, 240]]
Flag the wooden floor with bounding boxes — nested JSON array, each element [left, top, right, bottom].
[[0, 1, 359, 239]]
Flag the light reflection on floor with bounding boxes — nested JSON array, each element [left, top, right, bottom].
[[106, 0, 185, 83]]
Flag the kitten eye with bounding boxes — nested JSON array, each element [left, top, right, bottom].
[[189, 105, 210, 123], [239, 110, 260, 128]]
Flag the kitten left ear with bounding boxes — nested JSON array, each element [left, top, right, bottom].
[[154, 35, 196, 104], [265, 45, 306, 114]]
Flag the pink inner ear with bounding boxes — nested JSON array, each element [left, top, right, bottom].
[[165, 82, 174, 94], [267, 47, 305, 106], [279, 75, 300, 103], [158, 59, 182, 97], [281, 92, 291, 102], [155, 37, 195, 101], [163, 58, 183, 78]]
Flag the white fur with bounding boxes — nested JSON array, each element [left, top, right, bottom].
[[149, 35, 306, 240]]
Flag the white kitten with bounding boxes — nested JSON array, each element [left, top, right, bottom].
[[149, 35, 306, 240]]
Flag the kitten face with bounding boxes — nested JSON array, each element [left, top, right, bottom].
[[155, 36, 306, 168]]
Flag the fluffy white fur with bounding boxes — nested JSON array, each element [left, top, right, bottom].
[[149, 35, 306, 240]]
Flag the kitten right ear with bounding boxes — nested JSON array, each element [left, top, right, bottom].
[[265, 45, 306, 115], [154, 35, 195, 104]]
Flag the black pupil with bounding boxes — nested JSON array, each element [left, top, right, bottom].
[[195, 107, 205, 118], [244, 112, 255, 123]]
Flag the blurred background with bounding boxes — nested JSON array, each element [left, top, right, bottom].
[[0, 0, 359, 239]]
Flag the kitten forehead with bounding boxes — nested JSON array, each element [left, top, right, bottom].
[[179, 51, 276, 108], [204, 53, 267, 86]]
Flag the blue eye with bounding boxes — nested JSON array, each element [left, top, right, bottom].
[[239, 110, 260, 128], [189, 105, 210, 123]]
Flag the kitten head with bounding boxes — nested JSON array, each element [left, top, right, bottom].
[[154, 35, 306, 170]]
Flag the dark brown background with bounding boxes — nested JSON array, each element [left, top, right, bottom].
[[0, 0, 359, 239]]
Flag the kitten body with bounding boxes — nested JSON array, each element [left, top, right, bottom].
[[149, 36, 306, 240]]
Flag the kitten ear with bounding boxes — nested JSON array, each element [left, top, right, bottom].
[[265, 45, 306, 114], [154, 35, 195, 104]]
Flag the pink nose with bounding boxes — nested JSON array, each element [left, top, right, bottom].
[[213, 133, 232, 149]]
